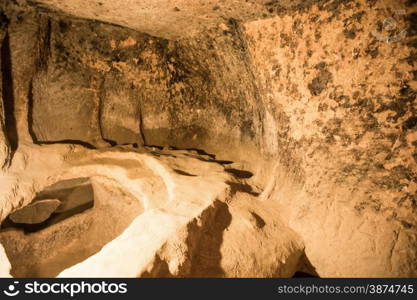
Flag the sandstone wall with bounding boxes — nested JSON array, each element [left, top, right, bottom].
[[244, 0, 417, 276], [1, 6, 263, 169], [145, 24, 263, 167], [0, 12, 10, 168], [29, 17, 170, 148], [0, 0, 416, 277]]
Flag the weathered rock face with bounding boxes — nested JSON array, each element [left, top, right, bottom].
[[22, 0, 287, 39], [0, 143, 303, 278], [0, 0, 416, 278], [0, 13, 10, 168], [243, 0, 417, 277], [6, 12, 262, 166]]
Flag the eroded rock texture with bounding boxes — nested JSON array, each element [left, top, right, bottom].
[[0, 13, 10, 168], [21, 0, 288, 39], [9, 199, 61, 224], [244, 0, 417, 277], [0, 0, 416, 278], [7, 12, 262, 163]]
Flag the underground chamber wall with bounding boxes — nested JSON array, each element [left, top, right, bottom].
[[0, 0, 416, 278], [0, 177, 144, 277]]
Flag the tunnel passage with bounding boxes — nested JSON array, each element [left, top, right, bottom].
[[0, 177, 143, 277], [0, 0, 415, 278]]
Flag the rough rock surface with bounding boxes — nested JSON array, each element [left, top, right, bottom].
[[244, 0, 417, 277], [0, 14, 10, 168], [22, 0, 294, 39], [0, 144, 303, 277], [9, 199, 61, 224], [0, 7, 262, 165], [0, 0, 415, 278]]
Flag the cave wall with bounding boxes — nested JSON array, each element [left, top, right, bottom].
[[1, 6, 44, 153], [0, 0, 416, 277], [143, 24, 263, 167], [30, 17, 172, 148], [0, 14, 9, 168], [1, 5, 263, 169], [244, 0, 417, 276]]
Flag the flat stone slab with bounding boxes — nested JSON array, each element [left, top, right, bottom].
[[10, 199, 61, 224], [35, 178, 94, 213]]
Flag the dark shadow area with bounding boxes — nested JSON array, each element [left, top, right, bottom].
[[173, 169, 197, 177], [103, 138, 117, 147], [214, 160, 234, 165], [2, 202, 94, 233], [27, 80, 38, 143], [118, 142, 139, 148], [144, 145, 234, 165], [97, 78, 118, 147], [293, 253, 320, 278], [141, 255, 173, 278], [183, 200, 232, 277], [138, 104, 146, 146], [0, 176, 143, 277], [145, 144, 164, 150], [1, 31, 18, 154], [38, 139, 96, 149], [190, 154, 236, 166], [293, 271, 319, 278], [225, 168, 254, 179], [250, 212, 266, 228], [168, 145, 217, 159], [226, 181, 260, 197], [1, 178, 94, 232], [185, 147, 216, 159]]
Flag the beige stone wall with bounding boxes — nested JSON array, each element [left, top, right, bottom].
[[0, 0, 416, 277], [244, 0, 417, 276], [1, 6, 265, 170], [0, 14, 10, 168]]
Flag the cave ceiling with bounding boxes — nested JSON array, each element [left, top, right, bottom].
[[11, 0, 309, 39]]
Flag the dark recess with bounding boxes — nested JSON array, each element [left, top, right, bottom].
[[1, 31, 18, 153], [27, 80, 37, 143], [292, 271, 319, 278]]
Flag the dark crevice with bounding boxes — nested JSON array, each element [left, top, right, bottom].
[[168, 146, 216, 159], [138, 97, 147, 146], [144, 144, 164, 150], [293, 253, 320, 278], [29, 17, 51, 145], [37, 140, 96, 149], [227, 18, 265, 143], [103, 139, 117, 147], [250, 212, 266, 228], [1, 31, 18, 157], [293, 271, 319, 278], [141, 255, 173, 278], [173, 169, 197, 177], [226, 181, 260, 197], [214, 160, 234, 165], [225, 168, 254, 179], [97, 76, 117, 147], [37, 18, 51, 70], [27, 80, 37, 143]]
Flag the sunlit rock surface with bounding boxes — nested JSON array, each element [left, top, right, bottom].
[[0, 144, 303, 277]]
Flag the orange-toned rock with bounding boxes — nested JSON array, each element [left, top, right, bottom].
[[10, 199, 61, 224]]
